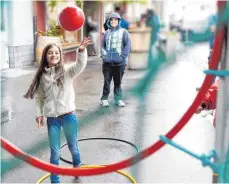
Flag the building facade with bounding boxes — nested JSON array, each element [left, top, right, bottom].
[[1, 0, 159, 70], [1, 1, 34, 69]]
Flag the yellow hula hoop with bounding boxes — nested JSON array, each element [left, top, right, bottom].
[[36, 165, 136, 184], [213, 172, 218, 176]]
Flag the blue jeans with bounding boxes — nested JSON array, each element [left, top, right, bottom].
[[101, 64, 125, 101], [47, 112, 81, 183]]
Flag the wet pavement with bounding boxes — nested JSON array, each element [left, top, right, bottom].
[[1, 43, 216, 183]]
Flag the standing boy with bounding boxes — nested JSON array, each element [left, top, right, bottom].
[[100, 12, 131, 107]]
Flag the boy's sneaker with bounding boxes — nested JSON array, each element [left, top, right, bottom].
[[100, 100, 109, 107], [115, 100, 125, 107]]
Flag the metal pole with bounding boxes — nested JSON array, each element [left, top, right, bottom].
[[185, 29, 189, 44], [33, 16, 37, 64], [80, 1, 84, 41], [214, 21, 229, 182]]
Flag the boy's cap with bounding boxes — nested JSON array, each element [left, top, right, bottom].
[[105, 11, 113, 20], [108, 12, 121, 20], [106, 12, 122, 29]]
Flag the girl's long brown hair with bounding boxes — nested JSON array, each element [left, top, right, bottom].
[[24, 44, 64, 99]]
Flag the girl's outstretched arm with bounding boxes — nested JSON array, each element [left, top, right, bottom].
[[66, 37, 93, 78]]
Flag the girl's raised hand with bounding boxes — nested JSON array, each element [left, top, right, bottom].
[[79, 37, 93, 52]]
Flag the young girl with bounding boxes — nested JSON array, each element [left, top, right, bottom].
[[24, 37, 92, 183]]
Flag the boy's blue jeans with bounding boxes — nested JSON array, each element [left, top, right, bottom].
[[101, 64, 125, 101], [47, 112, 81, 183]]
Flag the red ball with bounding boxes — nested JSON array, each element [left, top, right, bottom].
[[59, 6, 85, 32]]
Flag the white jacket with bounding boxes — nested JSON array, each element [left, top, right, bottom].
[[35, 48, 87, 118]]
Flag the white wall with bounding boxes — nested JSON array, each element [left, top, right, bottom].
[[9, 0, 33, 46], [0, 32, 9, 69], [1, 1, 11, 69]]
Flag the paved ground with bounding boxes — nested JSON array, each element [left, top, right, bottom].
[[1, 43, 216, 183]]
